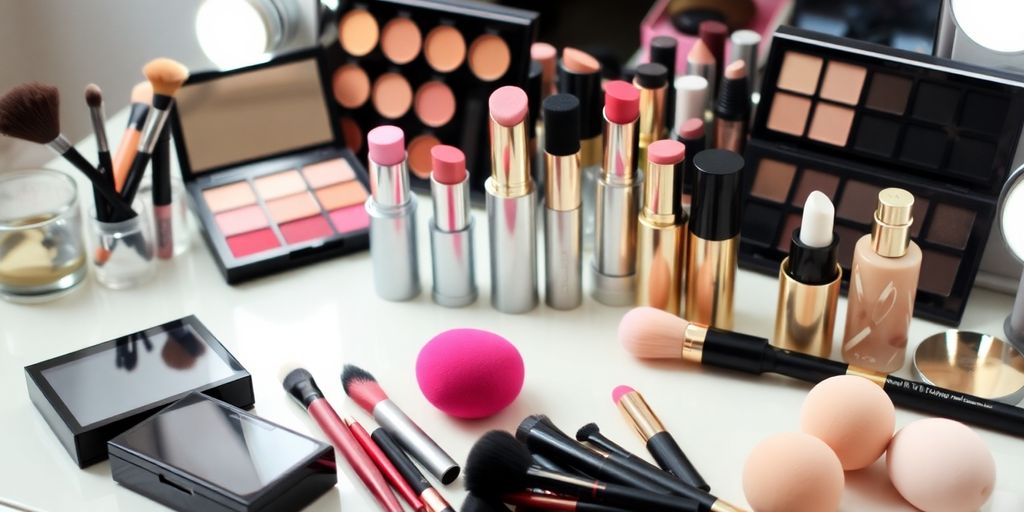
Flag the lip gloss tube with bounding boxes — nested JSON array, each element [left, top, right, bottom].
[[429, 145, 477, 307], [543, 94, 583, 310], [593, 81, 642, 306], [487, 86, 538, 314], [635, 140, 687, 315], [366, 126, 421, 301]]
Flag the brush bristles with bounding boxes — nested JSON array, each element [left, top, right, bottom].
[[341, 364, 388, 412], [0, 82, 60, 144], [576, 422, 600, 442], [143, 58, 190, 97], [464, 431, 533, 497], [461, 494, 512, 512], [131, 81, 153, 105], [84, 84, 102, 108], [618, 307, 689, 359]]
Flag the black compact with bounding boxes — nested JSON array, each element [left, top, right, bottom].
[[109, 393, 337, 512], [24, 316, 253, 467]]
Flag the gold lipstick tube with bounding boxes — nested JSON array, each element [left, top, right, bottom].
[[684, 235, 737, 329], [634, 75, 667, 169], [635, 145, 686, 315], [774, 259, 842, 357]]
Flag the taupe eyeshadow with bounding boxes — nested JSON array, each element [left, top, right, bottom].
[[836, 225, 864, 269], [926, 203, 975, 249], [793, 169, 840, 207], [837, 181, 881, 224], [919, 250, 959, 296], [866, 73, 913, 115], [751, 159, 797, 202]]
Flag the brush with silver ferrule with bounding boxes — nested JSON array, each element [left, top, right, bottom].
[[112, 81, 151, 192], [543, 93, 583, 310], [341, 365, 459, 484], [121, 58, 189, 207], [429, 144, 476, 307], [84, 84, 114, 222], [366, 125, 420, 301]]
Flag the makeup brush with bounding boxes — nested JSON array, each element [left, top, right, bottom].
[[84, 84, 114, 221], [152, 118, 173, 259], [343, 417, 427, 512], [618, 307, 1024, 438], [113, 81, 152, 192], [368, 426, 453, 512], [464, 431, 699, 512], [341, 364, 460, 484], [280, 367, 403, 512], [504, 491, 633, 512], [121, 58, 189, 206], [461, 494, 512, 512], [0, 83, 133, 218]]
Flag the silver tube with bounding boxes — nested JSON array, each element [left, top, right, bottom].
[[430, 174, 476, 307], [545, 207, 582, 309], [372, 400, 460, 484], [367, 159, 420, 301], [371, 161, 411, 208], [592, 175, 642, 305], [138, 107, 170, 154], [729, 30, 761, 102], [486, 189, 538, 313], [88, 108, 109, 152]]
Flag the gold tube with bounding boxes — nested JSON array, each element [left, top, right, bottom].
[[642, 161, 682, 223], [580, 134, 602, 170], [635, 81, 666, 168], [616, 390, 666, 440], [635, 220, 685, 315], [487, 115, 532, 198], [773, 259, 842, 358], [421, 488, 451, 512], [684, 235, 737, 329], [682, 323, 708, 363], [545, 153, 581, 211], [846, 366, 888, 387]]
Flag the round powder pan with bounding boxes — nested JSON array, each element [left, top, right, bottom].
[[913, 330, 1024, 405]]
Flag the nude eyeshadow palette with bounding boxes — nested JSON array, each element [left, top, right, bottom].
[[171, 50, 371, 284], [324, 0, 538, 199], [740, 26, 1024, 325]]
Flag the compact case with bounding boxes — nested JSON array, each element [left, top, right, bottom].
[[741, 26, 1024, 325], [24, 316, 253, 467], [171, 49, 371, 284], [324, 0, 539, 199], [109, 393, 337, 512]]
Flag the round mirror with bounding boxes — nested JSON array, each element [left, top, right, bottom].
[[1000, 165, 1024, 348], [952, 0, 1024, 53]]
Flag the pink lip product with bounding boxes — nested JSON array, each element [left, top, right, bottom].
[[169, 50, 372, 284], [109, 393, 336, 512], [24, 316, 253, 467], [152, 122, 174, 259], [429, 144, 477, 307], [367, 125, 421, 301], [487, 86, 538, 314]]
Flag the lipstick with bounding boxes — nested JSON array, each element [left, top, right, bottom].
[[676, 118, 706, 212], [612, 385, 709, 492], [774, 191, 841, 358], [543, 94, 583, 310], [699, 21, 728, 95], [593, 81, 642, 306], [429, 145, 477, 307], [674, 75, 708, 142], [344, 417, 426, 512], [531, 42, 558, 98], [729, 30, 761, 103], [649, 36, 678, 135], [486, 86, 538, 314], [636, 140, 687, 315], [559, 47, 603, 249], [686, 40, 716, 116], [634, 63, 669, 168], [685, 149, 743, 329], [366, 125, 421, 301], [713, 61, 749, 153]]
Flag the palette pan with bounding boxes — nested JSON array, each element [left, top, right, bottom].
[[740, 26, 1024, 325]]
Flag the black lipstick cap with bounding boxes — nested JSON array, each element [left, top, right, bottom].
[[543, 94, 581, 156], [649, 36, 677, 133], [634, 63, 668, 89], [690, 149, 743, 240]]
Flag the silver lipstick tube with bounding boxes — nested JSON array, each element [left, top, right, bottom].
[[592, 114, 641, 306], [367, 157, 420, 301], [545, 153, 582, 310], [372, 400, 460, 484], [429, 173, 477, 307]]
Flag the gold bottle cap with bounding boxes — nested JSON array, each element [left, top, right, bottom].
[[871, 187, 914, 257]]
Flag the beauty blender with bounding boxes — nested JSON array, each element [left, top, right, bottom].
[[742, 432, 844, 512], [800, 375, 895, 470], [416, 328, 524, 419], [887, 418, 995, 512]]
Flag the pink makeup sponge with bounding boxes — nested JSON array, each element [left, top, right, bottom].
[[416, 328, 524, 419]]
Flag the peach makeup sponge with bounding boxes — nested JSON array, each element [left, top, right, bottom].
[[416, 328, 524, 419]]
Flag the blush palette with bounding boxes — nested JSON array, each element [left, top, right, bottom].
[[172, 50, 370, 283], [324, 0, 538, 198], [740, 26, 1024, 325]]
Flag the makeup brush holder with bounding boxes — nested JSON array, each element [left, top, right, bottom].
[[87, 205, 156, 290], [139, 177, 194, 257]]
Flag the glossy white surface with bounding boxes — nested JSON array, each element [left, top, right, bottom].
[[1, 111, 1023, 512]]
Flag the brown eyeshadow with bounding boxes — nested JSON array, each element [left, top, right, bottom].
[[751, 159, 796, 202], [767, 93, 812, 137], [926, 203, 975, 249], [837, 181, 881, 224], [919, 250, 960, 296], [777, 213, 801, 252], [910, 197, 929, 237], [793, 169, 839, 207], [866, 73, 912, 115], [836, 225, 864, 269]]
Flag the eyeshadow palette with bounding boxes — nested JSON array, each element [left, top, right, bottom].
[[324, 0, 538, 198], [171, 50, 371, 284], [741, 26, 1024, 325]]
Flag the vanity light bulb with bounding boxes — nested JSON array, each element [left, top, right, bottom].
[[196, 0, 272, 69]]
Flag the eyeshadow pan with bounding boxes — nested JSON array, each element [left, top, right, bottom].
[[912, 82, 960, 125], [468, 34, 511, 81], [866, 74, 912, 115], [919, 251, 960, 296], [853, 115, 900, 157], [424, 25, 466, 73], [767, 93, 812, 136], [340, 117, 363, 153], [414, 81, 456, 128], [215, 205, 269, 237], [910, 197, 929, 237], [266, 192, 321, 224], [408, 134, 440, 179], [835, 225, 863, 269], [316, 181, 368, 211], [899, 126, 946, 168], [807, 103, 855, 146], [947, 137, 997, 179], [280, 216, 333, 245], [793, 169, 839, 207], [302, 159, 355, 189], [741, 202, 783, 247], [332, 64, 371, 109], [751, 159, 796, 202], [837, 181, 881, 224], [777, 214, 801, 251], [927, 203, 975, 249], [226, 228, 279, 259], [254, 170, 307, 200], [372, 72, 413, 119], [777, 52, 823, 95], [330, 205, 371, 233], [339, 9, 379, 57], [819, 61, 866, 105], [960, 92, 1009, 134], [203, 182, 256, 213], [380, 17, 422, 65]]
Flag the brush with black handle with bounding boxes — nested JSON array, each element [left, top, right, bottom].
[[84, 84, 115, 221]]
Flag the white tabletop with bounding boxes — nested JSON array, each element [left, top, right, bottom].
[[2, 111, 1023, 512]]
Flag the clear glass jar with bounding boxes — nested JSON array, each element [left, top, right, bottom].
[[0, 170, 87, 303], [87, 201, 156, 290], [139, 175, 194, 258]]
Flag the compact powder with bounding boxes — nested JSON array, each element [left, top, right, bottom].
[[381, 17, 422, 65], [751, 159, 796, 202], [468, 34, 511, 81], [819, 61, 866, 105], [808, 103, 855, 146], [425, 25, 466, 73], [203, 182, 256, 213], [407, 134, 441, 179], [372, 73, 413, 119], [768, 93, 812, 136], [415, 81, 456, 127], [777, 52, 823, 95], [332, 64, 371, 109], [339, 9, 379, 57]]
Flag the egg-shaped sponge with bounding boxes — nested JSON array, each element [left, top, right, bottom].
[[416, 328, 524, 419]]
